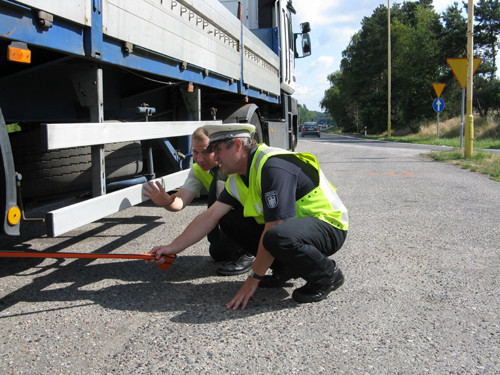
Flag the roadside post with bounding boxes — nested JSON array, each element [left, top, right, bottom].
[[432, 83, 446, 138], [447, 57, 481, 149]]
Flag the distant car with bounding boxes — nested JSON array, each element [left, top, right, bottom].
[[300, 122, 320, 137]]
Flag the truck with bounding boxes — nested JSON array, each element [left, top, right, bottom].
[[0, 0, 311, 238]]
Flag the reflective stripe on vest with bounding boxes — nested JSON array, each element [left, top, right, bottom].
[[192, 163, 213, 191], [226, 144, 348, 230]]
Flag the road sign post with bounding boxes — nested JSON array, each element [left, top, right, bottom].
[[432, 84, 446, 139], [432, 98, 445, 138], [447, 57, 481, 151]]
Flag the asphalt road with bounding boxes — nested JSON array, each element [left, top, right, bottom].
[[1, 134, 499, 374]]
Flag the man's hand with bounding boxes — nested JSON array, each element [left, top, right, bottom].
[[143, 181, 175, 208], [147, 246, 176, 264], [226, 277, 260, 310]]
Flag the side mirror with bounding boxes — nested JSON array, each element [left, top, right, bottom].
[[302, 33, 311, 56], [294, 32, 311, 58], [294, 22, 311, 59]]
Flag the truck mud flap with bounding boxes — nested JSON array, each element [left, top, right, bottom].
[[0, 108, 20, 235], [224, 104, 263, 144]]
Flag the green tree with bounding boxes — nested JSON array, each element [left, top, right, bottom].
[[338, 5, 389, 133], [440, 2, 467, 60], [299, 104, 331, 125], [474, 76, 500, 115], [434, 2, 468, 118], [320, 0, 500, 134], [299, 104, 315, 123], [321, 71, 357, 132], [391, 4, 443, 129], [473, 0, 500, 115], [474, 0, 500, 80]]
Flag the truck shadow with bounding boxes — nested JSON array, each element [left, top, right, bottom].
[[0, 256, 294, 322], [0, 214, 165, 276], [0, 213, 294, 322]]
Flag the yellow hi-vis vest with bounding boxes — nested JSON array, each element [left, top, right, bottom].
[[225, 144, 349, 230], [192, 163, 213, 191]]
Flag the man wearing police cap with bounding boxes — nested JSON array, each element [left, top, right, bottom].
[[148, 123, 348, 310]]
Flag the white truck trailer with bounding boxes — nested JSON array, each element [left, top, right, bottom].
[[0, 0, 311, 237]]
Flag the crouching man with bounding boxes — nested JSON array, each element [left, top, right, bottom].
[[148, 124, 348, 310]]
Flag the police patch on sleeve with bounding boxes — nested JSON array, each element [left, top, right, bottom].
[[264, 190, 278, 209]]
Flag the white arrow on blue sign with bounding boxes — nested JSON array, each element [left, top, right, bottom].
[[433, 98, 445, 113]]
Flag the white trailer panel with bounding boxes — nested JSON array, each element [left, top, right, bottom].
[[104, 0, 242, 80], [43, 120, 222, 149], [14, 0, 281, 96], [15, 0, 91, 26], [242, 28, 280, 96]]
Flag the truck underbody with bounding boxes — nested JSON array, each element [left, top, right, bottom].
[[0, 0, 306, 237]]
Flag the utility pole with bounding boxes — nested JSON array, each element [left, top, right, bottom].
[[387, 0, 392, 138], [465, 0, 474, 157]]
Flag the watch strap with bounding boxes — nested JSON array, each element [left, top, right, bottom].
[[249, 271, 265, 280]]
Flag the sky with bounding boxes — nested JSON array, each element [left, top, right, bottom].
[[292, 0, 476, 112]]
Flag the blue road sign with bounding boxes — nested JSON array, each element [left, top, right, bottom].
[[433, 98, 445, 113]]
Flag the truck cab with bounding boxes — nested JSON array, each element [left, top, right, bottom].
[[220, 0, 311, 94]]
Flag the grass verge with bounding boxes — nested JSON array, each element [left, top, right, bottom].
[[356, 132, 500, 182], [356, 134, 500, 181], [426, 149, 500, 182], [325, 116, 500, 181]]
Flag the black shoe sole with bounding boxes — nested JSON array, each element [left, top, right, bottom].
[[292, 270, 344, 304], [216, 265, 252, 276]]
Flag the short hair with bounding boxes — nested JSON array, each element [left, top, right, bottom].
[[224, 137, 257, 151], [192, 127, 209, 142]]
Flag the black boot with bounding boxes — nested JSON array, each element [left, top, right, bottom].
[[259, 267, 297, 288], [292, 261, 344, 303], [216, 253, 255, 276]]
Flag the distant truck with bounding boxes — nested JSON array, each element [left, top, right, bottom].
[[0, 0, 311, 237]]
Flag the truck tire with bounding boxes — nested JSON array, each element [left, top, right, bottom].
[[9, 129, 143, 199]]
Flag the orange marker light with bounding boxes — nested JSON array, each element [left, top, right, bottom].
[[8, 45, 31, 64], [7, 206, 21, 225]]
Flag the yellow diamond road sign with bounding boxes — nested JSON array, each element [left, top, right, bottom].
[[432, 83, 446, 98], [447, 58, 482, 89]]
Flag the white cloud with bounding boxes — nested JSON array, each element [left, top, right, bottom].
[[294, 55, 334, 112], [294, 1, 341, 26], [312, 55, 335, 70], [294, 84, 309, 96], [433, 0, 479, 13]]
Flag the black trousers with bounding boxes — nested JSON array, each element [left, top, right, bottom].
[[263, 217, 347, 286], [206, 170, 247, 261], [221, 212, 347, 286], [219, 206, 264, 255]]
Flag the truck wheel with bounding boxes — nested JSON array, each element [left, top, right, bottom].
[[9, 129, 143, 199]]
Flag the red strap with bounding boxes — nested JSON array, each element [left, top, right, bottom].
[[0, 251, 175, 270]]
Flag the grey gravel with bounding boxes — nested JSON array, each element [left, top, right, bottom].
[[1, 134, 498, 374]]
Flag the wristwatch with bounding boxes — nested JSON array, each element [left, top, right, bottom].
[[249, 271, 265, 281]]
